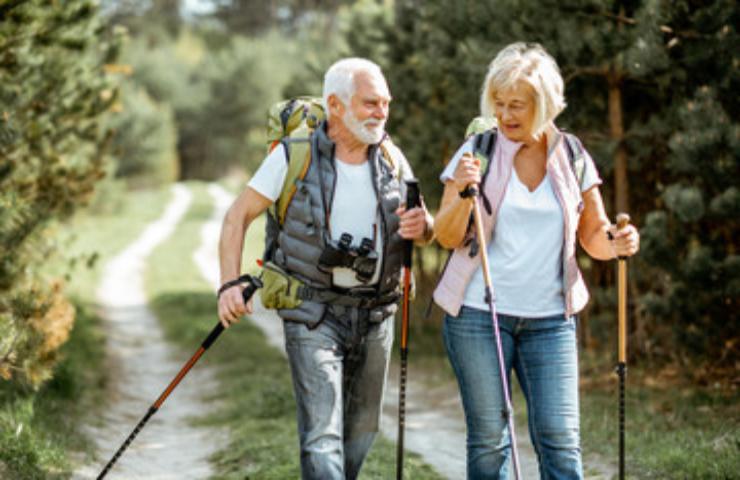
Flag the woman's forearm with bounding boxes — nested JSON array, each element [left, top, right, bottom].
[[578, 187, 615, 261], [434, 182, 473, 249]]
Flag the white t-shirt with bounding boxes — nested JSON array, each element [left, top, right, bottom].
[[441, 136, 601, 317], [249, 145, 408, 288]]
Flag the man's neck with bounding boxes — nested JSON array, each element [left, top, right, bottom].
[[327, 119, 369, 164]]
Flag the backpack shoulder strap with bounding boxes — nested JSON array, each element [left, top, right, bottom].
[[472, 129, 497, 184], [273, 126, 314, 224], [379, 137, 404, 179], [563, 133, 586, 191]]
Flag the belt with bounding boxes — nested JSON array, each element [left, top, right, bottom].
[[297, 284, 400, 309]]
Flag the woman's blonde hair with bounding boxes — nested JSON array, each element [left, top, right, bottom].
[[480, 42, 566, 139]]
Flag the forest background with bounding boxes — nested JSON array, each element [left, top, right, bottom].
[[0, 0, 737, 478]]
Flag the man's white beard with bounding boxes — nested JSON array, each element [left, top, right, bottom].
[[343, 110, 385, 145]]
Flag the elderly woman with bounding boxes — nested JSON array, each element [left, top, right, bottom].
[[433, 42, 639, 479]]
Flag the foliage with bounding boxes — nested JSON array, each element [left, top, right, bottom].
[[0, 0, 121, 387], [0, 299, 107, 479], [119, 24, 300, 179], [107, 82, 179, 186], [206, 0, 352, 36], [640, 85, 739, 367], [0, 281, 75, 386]]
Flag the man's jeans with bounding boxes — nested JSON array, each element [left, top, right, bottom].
[[284, 305, 393, 480], [444, 307, 583, 480]]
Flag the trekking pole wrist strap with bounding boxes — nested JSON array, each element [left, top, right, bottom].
[[459, 185, 478, 199], [217, 274, 254, 299]]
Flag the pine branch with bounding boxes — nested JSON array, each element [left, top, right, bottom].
[[598, 10, 636, 25], [0, 0, 28, 20], [564, 66, 609, 83]]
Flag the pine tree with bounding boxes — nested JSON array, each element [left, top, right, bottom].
[[0, 0, 121, 386]]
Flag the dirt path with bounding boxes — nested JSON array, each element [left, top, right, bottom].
[[74, 184, 223, 480]]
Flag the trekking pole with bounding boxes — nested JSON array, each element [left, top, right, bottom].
[[396, 179, 420, 480], [97, 275, 263, 480], [462, 184, 522, 480], [612, 213, 630, 480]]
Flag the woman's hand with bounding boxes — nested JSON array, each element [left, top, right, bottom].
[[578, 187, 641, 261], [452, 153, 482, 192], [608, 223, 640, 258]]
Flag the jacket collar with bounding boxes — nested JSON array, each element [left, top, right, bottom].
[[496, 129, 524, 159], [497, 123, 564, 166], [314, 121, 336, 160]]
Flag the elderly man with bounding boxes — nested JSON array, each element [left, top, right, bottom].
[[217, 58, 433, 479]]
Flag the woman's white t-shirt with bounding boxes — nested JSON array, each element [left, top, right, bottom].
[[441, 136, 601, 317]]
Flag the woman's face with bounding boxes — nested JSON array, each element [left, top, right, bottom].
[[492, 81, 537, 143]]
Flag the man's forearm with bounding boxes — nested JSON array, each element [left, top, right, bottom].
[[219, 216, 248, 285]]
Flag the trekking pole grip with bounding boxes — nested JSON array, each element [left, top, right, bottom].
[[615, 213, 630, 258], [404, 179, 420, 267], [616, 213, 630, 231]]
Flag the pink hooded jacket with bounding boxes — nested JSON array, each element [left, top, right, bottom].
[[433, 128, 595, 319]]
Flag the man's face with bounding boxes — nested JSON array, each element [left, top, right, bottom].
[[343, 71, 391, 145]]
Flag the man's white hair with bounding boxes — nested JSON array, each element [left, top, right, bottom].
[[480, 42, 566, 139], [322, 58, 384, 111]]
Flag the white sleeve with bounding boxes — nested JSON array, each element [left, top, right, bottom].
[[440, 138, 474, 182], [247, 145, 289, 202], [580, 149, 602, 193]]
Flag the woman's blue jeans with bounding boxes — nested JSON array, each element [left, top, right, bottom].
[[444, 307, 583, 480]]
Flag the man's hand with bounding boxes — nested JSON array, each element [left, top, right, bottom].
[[396, 204, 432, 241], [218, 286, 254, 328]]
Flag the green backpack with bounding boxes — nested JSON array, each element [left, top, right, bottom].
[[266, 97, 325, 225], [266, 96, 402, 225]]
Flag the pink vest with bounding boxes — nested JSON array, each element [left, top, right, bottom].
[[433, 128, 590, 318]]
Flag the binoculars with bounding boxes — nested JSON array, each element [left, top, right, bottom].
[[318, 233, 378, 283]]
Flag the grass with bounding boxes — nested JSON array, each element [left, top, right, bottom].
[[0, 183, 173, 478], [0, 303, 106, 479], [47, 185, 172, 298], [145, 181, 444, 479], [579, 354, 739, 479], [396, 278, 739, 479]]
